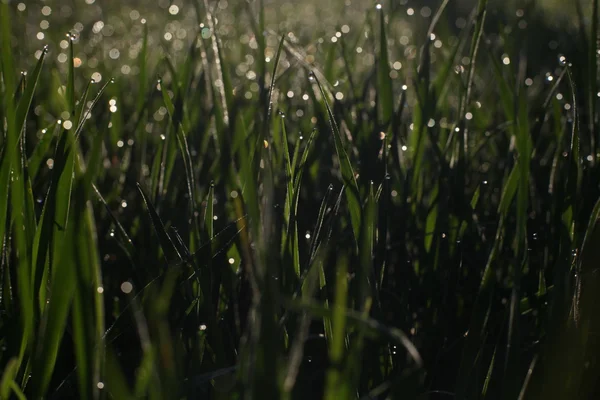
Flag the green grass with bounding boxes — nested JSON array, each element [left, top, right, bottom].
[[2, 0, 600, 398]]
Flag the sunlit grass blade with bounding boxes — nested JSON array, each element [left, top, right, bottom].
[[311, 73, 361, 242], [30, 124, 77, 397], [376, 6, 393, 127], [14, 46, 48, 141]]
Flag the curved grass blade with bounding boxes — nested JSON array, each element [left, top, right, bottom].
[[283, 297, 423, 368], [310, 72, 361, 242]]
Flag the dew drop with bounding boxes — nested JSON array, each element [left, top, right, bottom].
[[558, 55, 567, 66], [121, 281, 133, 294]]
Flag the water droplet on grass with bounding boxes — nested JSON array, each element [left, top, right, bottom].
[[558, 55, 567, 66], [201, 27, 212, 39], [121, 281, 133, 294]]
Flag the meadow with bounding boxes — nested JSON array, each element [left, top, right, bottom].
[[1, 0, 600, 398]]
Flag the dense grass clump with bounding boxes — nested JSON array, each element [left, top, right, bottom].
[[1, 0, 600, 398]]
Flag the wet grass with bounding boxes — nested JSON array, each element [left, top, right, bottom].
[[1, 0, 600, 399]]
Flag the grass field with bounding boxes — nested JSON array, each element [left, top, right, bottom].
[[1, 0, 600, 399]]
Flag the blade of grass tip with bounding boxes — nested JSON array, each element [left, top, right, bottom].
[[311, 73, 361, 242], [259, 34, 285, 147], [136, 20, 149, 114], [15, 50, 48, 246], [75, 78, 112, 141], [0, 359, 20, 400], [137, 183, 182, 264], [461, 0, 488, 159], [306, 185, 335, 272], [72, 78, 93, 133], [203, 0, 233, 127], [66, 34, 75, 115], [487, 46, 515, 126], [376, 4, 393, 128], [92, 184, 136, 261], [15, 46, 48, 142], [292, 128, 318, 216]]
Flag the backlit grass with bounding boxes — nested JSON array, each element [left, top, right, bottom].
[[1, 0, 600, 399]]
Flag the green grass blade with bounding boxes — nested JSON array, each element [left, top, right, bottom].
[[311, 73, 361, 242], [377, 6, 393, 127], [324, 252, 350, 400], [357, 182, 376, 311], [30, 125, 77, 397], [137, 183, 182, 263]]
